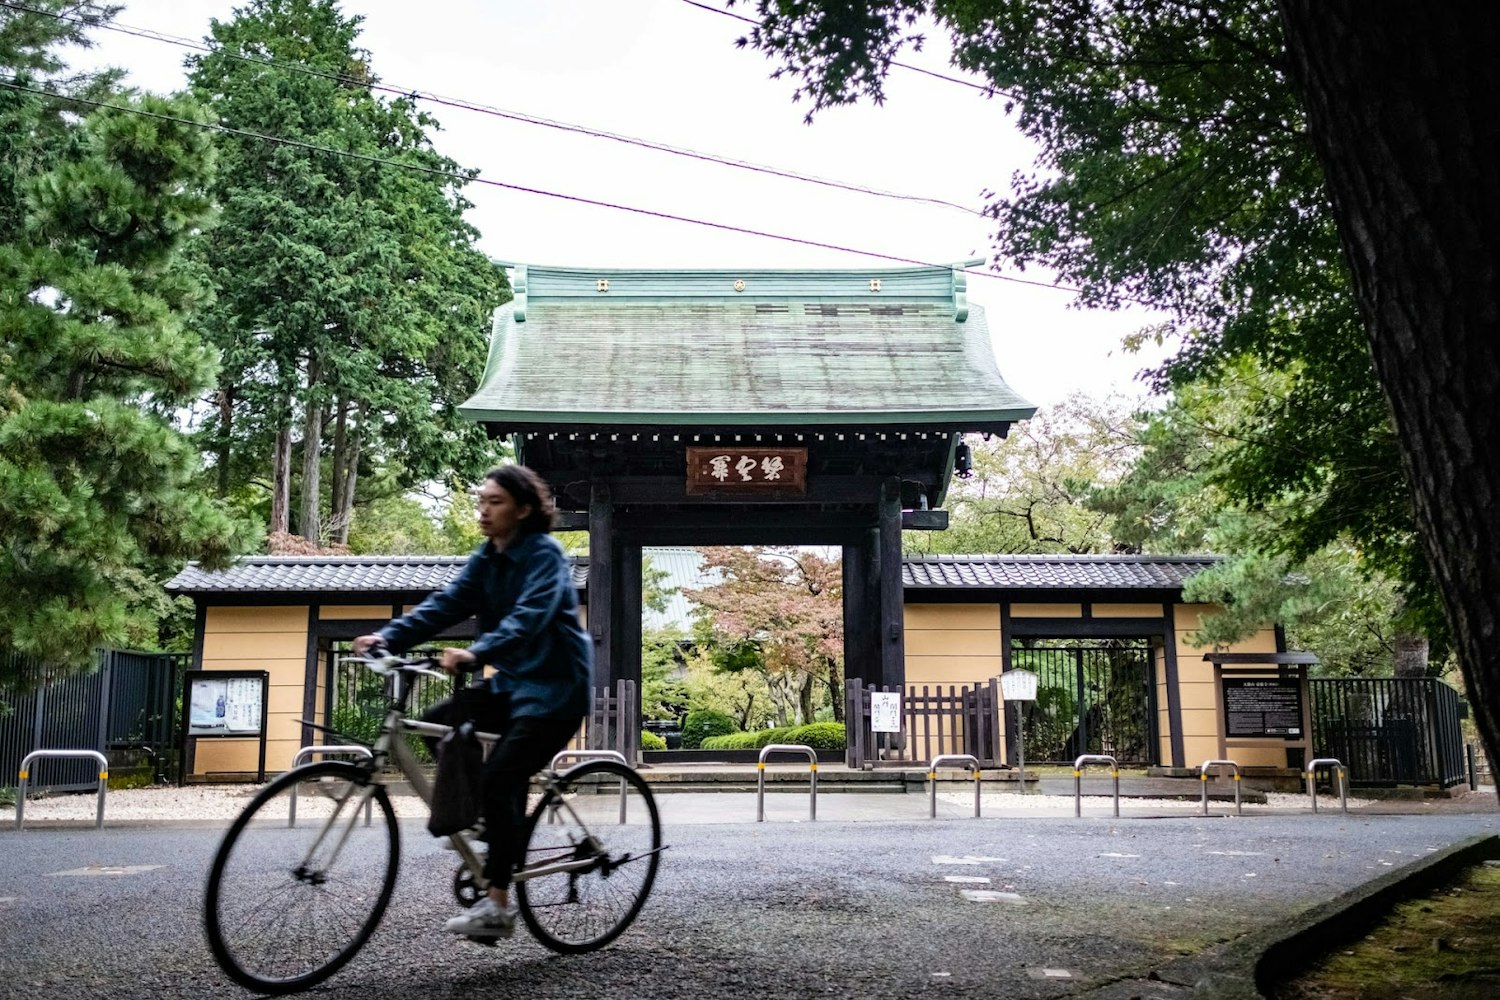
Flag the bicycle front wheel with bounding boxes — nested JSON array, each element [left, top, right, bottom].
[[516, 759, 662, 953], [204, 761, 399, 994]]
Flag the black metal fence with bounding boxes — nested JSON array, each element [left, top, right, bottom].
[[1008, 640, 1157, 765], [1311, 677, 1466, 788], [1, 649, 191, 791], [325, 646, 640, 765]]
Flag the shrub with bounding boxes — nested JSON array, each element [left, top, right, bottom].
[[784, 721, 845, 750], [641, 729, 667, 751], [752, 727, 797, 748], [681, 708, 737, 749]]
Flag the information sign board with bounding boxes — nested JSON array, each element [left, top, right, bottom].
[[1222, 677, 1304, 738], [185, 671, 267, 737], [870, 692, 902, 733]]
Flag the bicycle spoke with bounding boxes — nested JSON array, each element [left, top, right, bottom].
[[516, 760, 662, 953], [205, 763, 399, 994]]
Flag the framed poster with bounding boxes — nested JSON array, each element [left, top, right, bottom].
[[184, 670, 268, 737]]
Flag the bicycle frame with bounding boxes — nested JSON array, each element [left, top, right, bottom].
[[295, 665, 605, 895]]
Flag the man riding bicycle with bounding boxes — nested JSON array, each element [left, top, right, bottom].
[[353, 464, 591, 940]]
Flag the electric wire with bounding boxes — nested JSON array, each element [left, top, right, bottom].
[[679, 0, 1021, 101], [0, 0, 987, 218], [0, 76, 1095, 295]]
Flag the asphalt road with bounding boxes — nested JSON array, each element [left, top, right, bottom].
[[2, 808, 1498, 999]]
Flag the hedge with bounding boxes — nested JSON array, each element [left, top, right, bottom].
[[700, 722, 845, 751], [681, 708, 737, 749], [641, 729, 667, 751]]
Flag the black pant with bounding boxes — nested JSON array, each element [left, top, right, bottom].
[[479, 714, 583, 889], [419, 683, 509, 756]]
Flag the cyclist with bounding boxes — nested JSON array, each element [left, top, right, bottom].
[[353, 464, 591, 940]]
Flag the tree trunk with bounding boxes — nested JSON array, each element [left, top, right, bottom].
[[338, 407, 362, 544], [1279, 2, 1500, 784], [215, 386, 233, 499], [798, 671, 815, 726], [330, 397, 347, 524], [299, 362, 323, 544], [270, 424, 292, 536], [827, 657, 844, 723]]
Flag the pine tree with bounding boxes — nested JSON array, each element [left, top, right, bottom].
[[0, 68, 249, 675]]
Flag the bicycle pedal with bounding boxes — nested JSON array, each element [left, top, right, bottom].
[[465, 935, 499, 948]]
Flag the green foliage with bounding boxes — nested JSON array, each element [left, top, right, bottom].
[[641, 627, 689, 721], [907, 393, 1141, 556], [186, 0, 508, 544], [329, 704, 381, 747], [701, 723, 844, 751], [0, 22, 252, 678], [680, 708, 737, 749], [787, 721, 845, 750], [640, 729, 667, 751], [0, 785, 15, 808], [735, 1, 1441, 665]]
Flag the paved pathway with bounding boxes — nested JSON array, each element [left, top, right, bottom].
[[2, 785, 1497, 998]]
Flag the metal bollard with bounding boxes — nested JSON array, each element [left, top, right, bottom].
[[1306, 758, 1348, 814], [1198, 759, 1242, 816], [928, 754, 981, 818], [1073, 754, 1120, 818], [15, 750, 109, 831], [756, 744, 818, 822], [288, 745, 374, 828], [549, 749, 631, 824]]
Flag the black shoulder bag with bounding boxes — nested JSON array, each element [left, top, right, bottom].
[[428, 720, 482, 837]]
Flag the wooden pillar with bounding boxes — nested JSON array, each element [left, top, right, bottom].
[[877, 478, 906, 691], [617, 543, 642, 750], [1161, 604, 1185, 768], [842, 534, 878, 686], [588, 484, 613, 687]]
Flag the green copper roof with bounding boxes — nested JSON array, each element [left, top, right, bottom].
[[459, 264, 1036, 428]]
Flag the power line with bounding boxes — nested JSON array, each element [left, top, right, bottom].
[[0, 0, 987, 218], [680, 0, 1019, 100], [0, 76, 1095, 297]]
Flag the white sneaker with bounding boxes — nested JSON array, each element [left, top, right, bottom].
[[443, 897, 516, 939]]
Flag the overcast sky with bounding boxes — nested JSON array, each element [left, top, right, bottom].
[[69, 0, 1174, 407]]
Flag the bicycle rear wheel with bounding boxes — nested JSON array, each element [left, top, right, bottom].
[[515, 759, 662, 953], [204, 761, 399, 994]]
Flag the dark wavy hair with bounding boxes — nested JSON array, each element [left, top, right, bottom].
[[484, 464, 556, 535]]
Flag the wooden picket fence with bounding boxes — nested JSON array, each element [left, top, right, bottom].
[[844, 677, 1001, 768]]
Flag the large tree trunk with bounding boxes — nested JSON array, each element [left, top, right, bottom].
[[215, 386, 233, 499], [299, 361, 323, 544], [1279, 3, 1500, 782], [270, 424, 292, 536], [329, 398, 361, 545]]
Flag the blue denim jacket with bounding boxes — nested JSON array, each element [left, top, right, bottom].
[[378, 532, 592, 720]]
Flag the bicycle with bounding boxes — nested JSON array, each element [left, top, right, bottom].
[[203, 652, 664, 995]]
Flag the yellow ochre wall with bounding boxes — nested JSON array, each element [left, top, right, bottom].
[[1173, 604, 1283, 767], [193, 606, 308, 778], [902, 603, 1002, 756]]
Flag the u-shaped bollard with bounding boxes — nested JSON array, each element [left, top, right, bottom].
[[1073, 754, 1120, 817], [757, 744, 818, 822], [15, 749, 109, 831], [928, 754, 981, 818]]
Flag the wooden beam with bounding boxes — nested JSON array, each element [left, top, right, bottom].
[[900, 509, 949, 530]]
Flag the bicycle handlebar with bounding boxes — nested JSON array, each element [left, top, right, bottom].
[[347, 648, 448, 681]]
